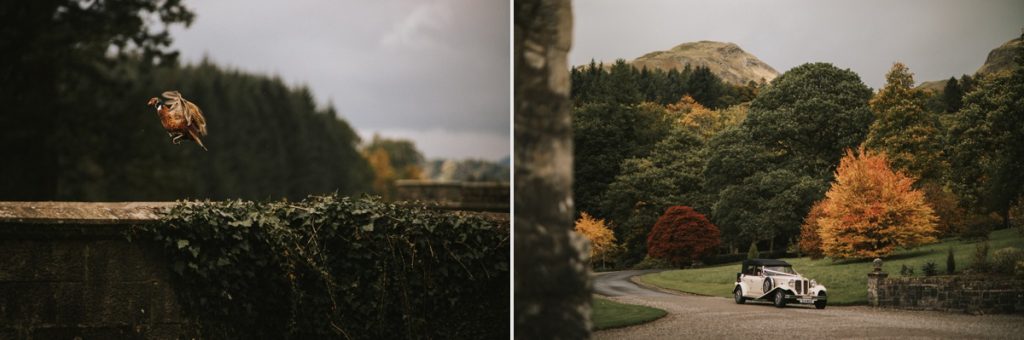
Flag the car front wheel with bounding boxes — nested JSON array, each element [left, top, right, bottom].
[[773, 291, 787, 308], [815, 292, 827, 309], [734, 287, 746, 304]]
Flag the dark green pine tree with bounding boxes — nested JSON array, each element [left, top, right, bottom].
[[941, 76, 963, 113], [959, 74, 975, 93], [686, 66, 724, 109], [607, 59, 641, 104]]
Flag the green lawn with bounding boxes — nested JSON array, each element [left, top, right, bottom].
[[638, 228, 1024, 305], [591, 296, 667, 330]]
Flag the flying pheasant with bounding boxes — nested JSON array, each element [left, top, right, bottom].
[[147, 91, 208, 151]]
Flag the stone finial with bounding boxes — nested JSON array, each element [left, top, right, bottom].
[[873, 258, 883, 272]]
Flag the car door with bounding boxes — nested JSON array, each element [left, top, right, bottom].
[[743, 267, 764, 296]]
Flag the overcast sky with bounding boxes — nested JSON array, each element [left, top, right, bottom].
[[169, 0, 509, 161], [571, 0, 1024, 89]]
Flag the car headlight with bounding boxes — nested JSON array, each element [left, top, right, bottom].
[[810, 280, 817, 287], [788, 279, 794, 286]]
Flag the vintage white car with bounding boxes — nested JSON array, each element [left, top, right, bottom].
[[733, 259, 827, 309]]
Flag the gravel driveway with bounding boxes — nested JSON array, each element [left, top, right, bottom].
[[593, 270, 1024, 339]]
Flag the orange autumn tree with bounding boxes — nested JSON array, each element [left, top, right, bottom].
[[574, 212, 617, 266], [799, 200, 826, 259], [818, 147, 939, 259]]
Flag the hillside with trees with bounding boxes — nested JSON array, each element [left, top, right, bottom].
[[600, 40, 779, 86], [574, 36, 1024, 268]]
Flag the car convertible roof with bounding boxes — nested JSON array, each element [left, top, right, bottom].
[[742, 259, 791, 267]]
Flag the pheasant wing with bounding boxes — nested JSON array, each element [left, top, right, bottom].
[[181, 97, 207, 136], [161, 91, 189, 125]]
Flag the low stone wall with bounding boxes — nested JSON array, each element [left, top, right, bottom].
[[876, 275, 1024, 315], [395, 180, 509, 212], [0, 202, 189, 339], [0, 201, 508, 339]]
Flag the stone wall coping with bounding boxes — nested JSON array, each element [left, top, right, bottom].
[[395, 180, 510, 188], [0, 202, 175, 225], [0, 201, 509, 223], [886, 274, 1024, 282]]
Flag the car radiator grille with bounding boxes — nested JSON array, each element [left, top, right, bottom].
[[795, 280, 807, 295]]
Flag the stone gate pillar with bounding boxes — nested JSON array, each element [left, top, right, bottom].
[[514, 0, 592, 339], [867, 258, 889, 307]]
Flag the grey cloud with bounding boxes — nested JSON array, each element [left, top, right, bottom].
[[169, 0, 508, 159]]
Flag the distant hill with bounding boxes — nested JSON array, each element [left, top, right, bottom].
[[625, 41, 779, 86], [917, 79, 950, 93], [917, 37, 1022, 92], [975, 37, 1023, 76]]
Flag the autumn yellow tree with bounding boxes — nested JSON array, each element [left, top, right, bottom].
[[362, 135, 424, 199], [666, 95, 702, 116], [365, 148, 396, 197], [668, 95, 747, 140], [574, 212, 617, 267], [818, 147, 939, 259]]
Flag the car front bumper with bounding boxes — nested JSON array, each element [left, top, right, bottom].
[[784, 294, 826, 304]]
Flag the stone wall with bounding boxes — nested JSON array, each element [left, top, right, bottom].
[[0, 202, 191, 339], [395, 180, 509, 212], [875, 275, 1024, 315]]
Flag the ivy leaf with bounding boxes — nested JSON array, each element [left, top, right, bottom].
[[362, 222, 374, 232], [229, 219, 253, 227], [177, 239, 190, 249]]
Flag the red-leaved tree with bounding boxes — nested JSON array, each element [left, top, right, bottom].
[[646, 206, 721, 267]]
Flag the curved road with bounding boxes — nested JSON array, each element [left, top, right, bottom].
[[593, 270, 1024, 339]]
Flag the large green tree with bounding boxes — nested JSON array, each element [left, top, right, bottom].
[[743, 63, 875, 179], [713, 169, 820, 250], [573, 102, 674, 219], [706, 62, 874, 251], [864, 62, 945, 182], [947, 33, 1024, 228]]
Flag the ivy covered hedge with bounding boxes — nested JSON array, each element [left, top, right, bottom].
[[130, 194, 509, 339]]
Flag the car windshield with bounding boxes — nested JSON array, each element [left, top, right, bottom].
[[763, 266, 796, 276]]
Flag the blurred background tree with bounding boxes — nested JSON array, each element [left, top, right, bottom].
[[362, 135, 425, 199]]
